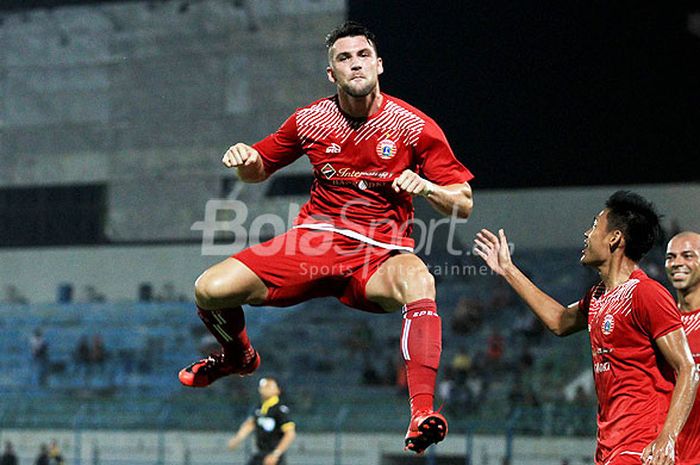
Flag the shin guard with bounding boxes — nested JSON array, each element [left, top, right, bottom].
[[401, 298, 442, 414]]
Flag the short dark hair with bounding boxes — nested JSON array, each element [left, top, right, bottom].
[[605, 190, 662, 262], [325, 21, 378, 54]]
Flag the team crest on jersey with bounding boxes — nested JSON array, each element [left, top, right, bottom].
[[602, 314, 615, 336], [376, 138, 397, 159]]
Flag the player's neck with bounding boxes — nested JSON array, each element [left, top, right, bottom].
[[677, 286, 700, 312], [598, 255, 638, 292], [338, 89, 383, 118]]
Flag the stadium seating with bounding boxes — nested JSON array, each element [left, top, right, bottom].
[[0, 247, 603, 435]]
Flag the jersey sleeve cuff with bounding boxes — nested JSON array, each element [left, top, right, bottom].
[[281, 422, 295, 432], [653, 322, 683, 341]]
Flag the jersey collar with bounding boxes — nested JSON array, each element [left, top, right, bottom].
[[261, 395, 280, 415]]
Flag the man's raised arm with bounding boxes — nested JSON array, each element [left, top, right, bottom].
[[474, 228, 587, 337]]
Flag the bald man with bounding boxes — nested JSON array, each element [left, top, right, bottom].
[[665, 231, 700, 465]]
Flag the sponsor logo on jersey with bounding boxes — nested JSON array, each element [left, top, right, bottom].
[[325, 143, 341, 154], [594, 347, 613, 355], [602, 314, 615, 336], [257, 417, 276, 432], [594, 361, 611, 373], [337, 168, 391, 179], [319, 165, 391, 188], [376, 138, 397, 159], [321, 163, 336, 179]]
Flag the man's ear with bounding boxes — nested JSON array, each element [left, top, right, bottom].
[[609, 230, 624, 253], [326, 66, 336, 84], [377, 57, 384, 76]]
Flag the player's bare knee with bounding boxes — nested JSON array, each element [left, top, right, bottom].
[[411, 269, 436, 300], [195, 269, 261, 308], [194, 274, 229, 309], [393, 268, 435, 303], [193, 276, 213, 308]]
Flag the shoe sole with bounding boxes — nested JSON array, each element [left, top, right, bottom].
[[178, 363, 211, 388], [404, 414, 448, 454], [178, 351, 261, 388]]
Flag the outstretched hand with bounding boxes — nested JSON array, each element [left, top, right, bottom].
[[641, 434, 675, 465], [473, 228, 513, 276]]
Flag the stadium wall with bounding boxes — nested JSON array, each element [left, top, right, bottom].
[[0, 429, 596, 465], [0, 0, 343, 242], [457, 182, 700, 250]]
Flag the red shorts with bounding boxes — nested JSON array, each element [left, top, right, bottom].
[[599, 451, 644, 465], [233, 228, 398, 313]]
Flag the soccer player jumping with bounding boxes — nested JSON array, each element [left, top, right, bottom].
[[474, 191, 698, 465], [179, 21, 474, 454]]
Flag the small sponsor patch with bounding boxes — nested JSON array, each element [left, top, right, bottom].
[[321, 163, 336, 179], [257, 417, 276, 432], [325, 143, 341, 154]]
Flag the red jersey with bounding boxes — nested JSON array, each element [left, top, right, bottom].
[[578, 269, 682, 465], [252, 93, 474, 250], [678, 308, 700, 465]]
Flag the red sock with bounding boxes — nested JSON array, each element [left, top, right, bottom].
[[197, 306, 254, 361], [401, 298, 441, 415]]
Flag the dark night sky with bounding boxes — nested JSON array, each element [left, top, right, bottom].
[[350, 1, 700, 188]]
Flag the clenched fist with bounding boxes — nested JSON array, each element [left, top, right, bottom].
[[222, 143, 261, 168], [391, 169, 433, 197]]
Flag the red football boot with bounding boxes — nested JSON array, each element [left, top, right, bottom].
[[178, 347, 260, 387], [404, 410, 448, 454]]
